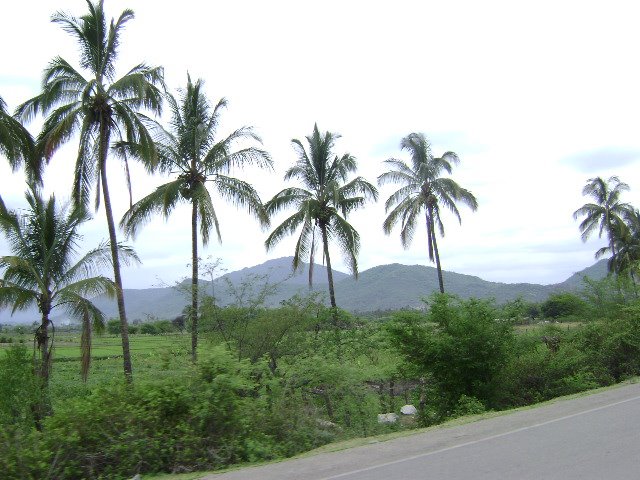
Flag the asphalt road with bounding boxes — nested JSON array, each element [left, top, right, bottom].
[[204, 382, 640, 480]]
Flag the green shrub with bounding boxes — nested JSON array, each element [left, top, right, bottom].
[[0, 345, 42, 430], [540, 292, 586, 320], [106, 319, 120, 335], [451, 395, 486, 418], [139, 322, 159, 335], [387, 294, 515, 414]]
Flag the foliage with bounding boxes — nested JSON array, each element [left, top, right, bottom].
[[17, 0, 166, 380], [581, 275, 638, 320], [387, 294, 514, 414], [120, 75, 272, 362], [573, 176, 634, 272], [0, 346, 42, 430], [540, 292, 587, 320], [500, 297, 540, 324], [0, 189, 121, 382], [264, 124, 378, 310], [0, 346, 49, 480], [575, 304, 640, 381], [0, 95, 39, 184], [378, 133, 477, 293]]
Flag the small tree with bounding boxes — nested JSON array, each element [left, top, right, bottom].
[[387, 294, 514, 415]]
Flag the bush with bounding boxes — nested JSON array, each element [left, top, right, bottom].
[[574, 304, 640, 380], [106, 319, 120, 335], [540, 292, 586, 320], [33, 347, 255, 478], [387, 294, 515, 415], [0, 345, 42, 430], [139, 323, 158, 335]]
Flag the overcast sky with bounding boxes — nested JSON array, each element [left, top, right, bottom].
[[2, 0, 640, 291]]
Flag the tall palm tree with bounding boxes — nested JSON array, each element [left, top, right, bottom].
[[573, 176, 634, 272], [0, 95, 40, 184], [265, 124, 378, 314], [0, 190, 131, 386], [17, 0, 164, 380], [378, 133, 477, 294], [120, 76, 272, 362]]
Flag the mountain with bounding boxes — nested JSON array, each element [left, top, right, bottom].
[[0, 258, 610, 324], [334, 263, 553, 311], [553, 259, 609, 291]]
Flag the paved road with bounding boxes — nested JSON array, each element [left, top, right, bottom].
[[204, 382, 640, 479]]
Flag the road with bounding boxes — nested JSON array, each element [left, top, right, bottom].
[[203, 382, 640, 479]]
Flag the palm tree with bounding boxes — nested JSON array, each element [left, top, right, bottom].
[[17, 0, 164, 380], [596, 209, 640, 278], [378, 133, 477, 294], [573, 176, 634, 272], [120, 76, 272, 362], [265, 124, 378, 314], [0, 95, 40, 184], [0, 189, 130, 386]]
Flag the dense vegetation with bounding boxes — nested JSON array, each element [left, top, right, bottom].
[[2, 277, 640, 478]]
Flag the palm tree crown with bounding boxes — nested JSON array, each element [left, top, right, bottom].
[[378, 132, 477, 293], [265, 124, 378, 311], [16, 0, 165, 380], [573, 176, 634, 269], [0, 95, 39, 184], [120, 76, 272, 361]]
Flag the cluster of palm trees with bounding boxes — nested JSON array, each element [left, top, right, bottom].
[[0, 1, 477, 384], [574, 176, 640, 280]]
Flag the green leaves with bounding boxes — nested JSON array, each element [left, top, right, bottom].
[[265, 124, 377, 285], [0, 189, 118, 381]]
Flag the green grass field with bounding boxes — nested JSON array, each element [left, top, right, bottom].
[[0, 330, 198, 406]]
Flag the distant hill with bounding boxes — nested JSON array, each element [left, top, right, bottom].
[[553, 259, 609, 291], [335, 263, 553, 311], [0, 257, 610, 324]]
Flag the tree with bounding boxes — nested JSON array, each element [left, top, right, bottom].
[[265, 124, 378, 314], [595, 209, 640, 281], [387, 294, 514, 414], [120, 76, 272, 362], [0, 189, 128, 388], [0, 95, 40, 184], [17, 0, 165, 380], [378, 133, 477, 293], [573, 176, 634, 274]]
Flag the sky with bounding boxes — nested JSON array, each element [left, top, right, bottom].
[[2, 0, 640, 292]]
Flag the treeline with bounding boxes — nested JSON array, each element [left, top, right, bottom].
[[2, 275, 640, 478]]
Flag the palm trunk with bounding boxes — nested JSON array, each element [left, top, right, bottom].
[[320, 224, 338, 320], [432, 227, 445, 294], [33, 307, 52, 431], [191, 200, 199, 363], [36, 310, 51, 385], [426, 209, 445, 294], [100, 117, 133, 382]]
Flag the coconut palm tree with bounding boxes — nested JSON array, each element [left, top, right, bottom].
[[378, 133, 477, 294], [0, 95, 40, 184], [0, 189, 134, 386], [596, 209, 640, 278], [264, 124, 378, 314], [17, 0, 164, 380], [120, 76, 272, 362], [573, 176, 634, 272]]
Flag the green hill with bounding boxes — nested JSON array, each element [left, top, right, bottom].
[[0, 258, 610, 324]]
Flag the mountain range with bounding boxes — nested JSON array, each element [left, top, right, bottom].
[[0, 257, 608, 325]]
